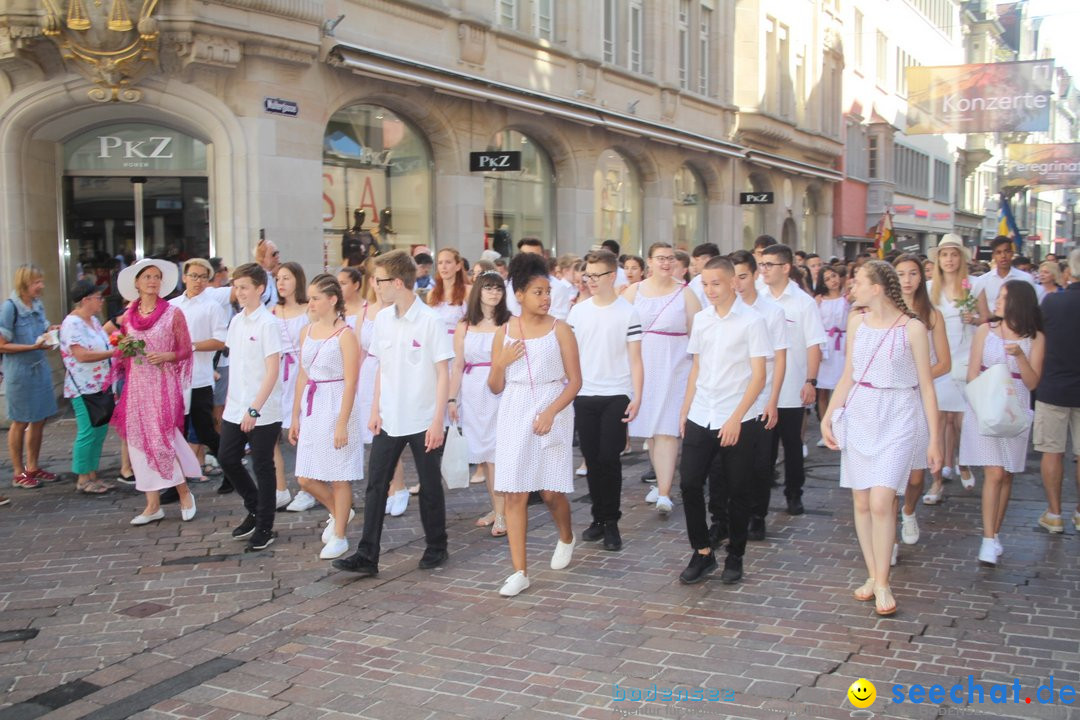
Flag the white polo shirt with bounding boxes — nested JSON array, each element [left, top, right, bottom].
[[688, 275, 708, 309], [170, 291, 227, 389], [223, 304, 283, 426], [369, 296, 454, 436], [567, 296, 642, 397], [971, 266, 1037, 312], [505, 275, 573, 320], [766, 280, 827, 408], [739, 293, 790, 406], [686, 301, 773, 429]]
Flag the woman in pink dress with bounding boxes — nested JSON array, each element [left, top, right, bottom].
[[113, 259, 201, 526]]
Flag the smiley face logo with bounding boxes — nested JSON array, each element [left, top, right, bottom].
[[847, 678, 876, 709]]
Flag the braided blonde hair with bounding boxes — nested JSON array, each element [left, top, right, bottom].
[[862, 260, 918, 320]]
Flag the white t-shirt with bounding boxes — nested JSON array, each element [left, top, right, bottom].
[[739, 293, 790, 406], [766, 280, 827, 408], [506, 275, 573, 320], [686, 302, 773, 428], [203, 286, 235, 369], [567, 296, 642, 397], [688, 275, 708, 309], [223, 305, 283, 426], [971, 266, 1037, 312], [369, 296, 455, 436], [170, 291, 228, 389]]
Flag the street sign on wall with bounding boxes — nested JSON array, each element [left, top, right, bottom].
[[739, 192, 774, 205], [470, 151, 522, 172]]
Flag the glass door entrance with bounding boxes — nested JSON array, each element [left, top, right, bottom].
[[62, 175, 210, 313]]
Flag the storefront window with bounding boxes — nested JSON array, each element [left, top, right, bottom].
[[484, 130, 553, 256], [594, 149, 642, 255], [673, 164, 706, 249], [323, 105, 432, 256]]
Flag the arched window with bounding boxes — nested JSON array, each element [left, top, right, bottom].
[[484, 130, 554, 257], [594, 149, 642, 255], [322, 104, 432, 255], [802, 187, 819, 252], [673, 164, 706, 248]]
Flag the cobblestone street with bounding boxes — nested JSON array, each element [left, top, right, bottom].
[[0, 415, 1077, 720]]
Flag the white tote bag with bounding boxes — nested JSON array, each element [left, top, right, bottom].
[[441, 424, 470, 489], [964, 363, 1029, 438]]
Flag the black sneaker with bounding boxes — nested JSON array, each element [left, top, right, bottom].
[[332, 553, 378, 576], [216, 478, 234, 495], [582, 521, 605, 542], [641, 468, 657, 484], [678, 551, 717, 585], [245, 528, 276, 551], [786, 497, 805, 516], [231, 513, 257, 540], [603, 522, 623, 552], [159, 487, 180, 505], [721, 554, 743, 584], [115, 474, 136, 487], [418, 549, 449, 569], [747, 516, 766, 541], [708, 523, 729, 550]]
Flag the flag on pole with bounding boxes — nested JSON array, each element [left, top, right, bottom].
[[873, 211, 894, 259], [997, 193, 1023, 253]]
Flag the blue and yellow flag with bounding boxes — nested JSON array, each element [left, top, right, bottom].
[[997, 193, 1023, 252]]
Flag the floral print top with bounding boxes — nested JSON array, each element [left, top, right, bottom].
[[60, 314, 111, 398]]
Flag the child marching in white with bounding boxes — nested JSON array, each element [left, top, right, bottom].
[[822, 261, 942, 617], [449, 273, 510, 536], [568, 250, 644, 552], [489, 253, 583, 597], [272, 262, 310, 510], [959, 280, 1044, 567], [289, 274, 362, 560]]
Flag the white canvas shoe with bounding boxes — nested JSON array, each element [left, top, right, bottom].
[[389, 490, 409, 517], [180, 496, 197, 522], [286, 491, 316, 511], [499, 571, 530, 597], [275, 489, 292, 509], [645, 487, 659, 504], [550, 535, 576, 570], [321, 508, 356, 543], [900, 512, 919, 545], [130, 509, 164, 526], [319, 537, 349, 559], [656, 496, 673, 515]]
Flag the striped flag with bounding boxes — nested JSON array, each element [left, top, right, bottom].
[[873, 212, 895, 259], [997, 193, 1023, 252]]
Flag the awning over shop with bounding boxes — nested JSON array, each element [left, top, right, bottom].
[[745, 150, 844, 183]]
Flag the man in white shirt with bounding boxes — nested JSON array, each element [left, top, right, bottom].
[[505, 238, 572, 319], [169, 258, 228, 485], [973, 236, 1037, 321], [760, 244, 826, 516], [334, 250, 454, 578], [677, 256, 771, 586], [219, 263, 283, 551], [687, 243, 720, 308], [568, 250, 644, 552]]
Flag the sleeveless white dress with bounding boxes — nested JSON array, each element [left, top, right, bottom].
[[276, 311, 310, 429], [432, 301, 466, 336], [294, 330, 364, 482], [628, 286, 691, 438], [933, 292, 971, 413], [818, 296, 850, 390], [958, 330, 1033, 473], [459, 328, 500, 464]]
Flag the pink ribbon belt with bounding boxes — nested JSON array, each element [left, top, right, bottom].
[[283, 352, 296, 382], [645, 330, 687, 337], [464, 362, 491, 374], [447, 329, 455, 334], [827, 326, 845, 351], [980, 365, 1022, 380], [305, 378, 343, 416]]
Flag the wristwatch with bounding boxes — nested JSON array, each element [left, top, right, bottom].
[[247, 407, 260, 418], [805, 379, 818, 387]]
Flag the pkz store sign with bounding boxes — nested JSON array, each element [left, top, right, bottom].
[[64, 123, 207, 174], [740, 192, 774, 205], [470, 151, 522, 172], [264, 97, 299, 117]]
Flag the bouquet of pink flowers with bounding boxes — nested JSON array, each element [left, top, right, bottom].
[[110, 332, 147, 363], [954, 277, 977, 314]]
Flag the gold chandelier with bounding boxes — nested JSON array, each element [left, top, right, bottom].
[[40, 0, 160, 102]]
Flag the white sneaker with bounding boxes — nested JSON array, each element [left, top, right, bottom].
[[941, 466, 953, 480], [181, 496, 197, 522], [815, 437, 826, 448], [130, 509, 164, 526], [389, 490, 409, 517], [286, 490, 316, 512], [890, 542, 899, 567], [575, 463, 588, 477], [321, 508, 356, 543], [656, 496, 673, 515], [319, 536, 349, 559], [993, 534, 1003, 557], [499, 571, 530, 597], [978, 537, 998, 566], [802, 444, 809, 458], [275, 489, 292, 509], [550, 535, 576, 570], [900, 511, 919, 545], [645, 487, 659, 504]]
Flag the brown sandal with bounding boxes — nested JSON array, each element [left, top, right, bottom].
[[853, 579, 875, 602], [874, 586, 897, 616]]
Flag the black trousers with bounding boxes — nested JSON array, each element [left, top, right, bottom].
[[185, 385, 220, 457], [218, 420, 281, 532], [679, 418, 762, 559], [770, 406, 806, 501], [574, 395, 630, 523], [750, 424, 776, 519], [356, 429, 447, 567]]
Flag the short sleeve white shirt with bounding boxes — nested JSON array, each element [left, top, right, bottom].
[[223, 305, 283, 425], [688, 275, 708, 309], [971, 266, 1037, 312], [567, 297, 642, 397], [741, 293, 790, 406], [767, 280, 827, 408], [687, 302, 773, 428], [369, 296, 455, 436], [170, 291, 228, 389], [506, 275, 573, 320]]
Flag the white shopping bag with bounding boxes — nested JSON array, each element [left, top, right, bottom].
[[964, 363, 1029, 438], [441, 424, 470, 489]]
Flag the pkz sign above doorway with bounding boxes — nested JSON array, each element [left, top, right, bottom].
[[64, 123, 207, 174], [470, 151, 522, 172], [739, 192, 774, 205], [264, 97, 299, 117]]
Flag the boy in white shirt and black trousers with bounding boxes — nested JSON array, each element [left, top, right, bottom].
[[567, 250, 644, 551], [219, 263, 283, 552], [333, 250, 453, 577], [678, 256, 771, 585]]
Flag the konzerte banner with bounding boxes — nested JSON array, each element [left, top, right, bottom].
[[905, 60, 1054, 134], [1003, 143, 1080, 188]]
